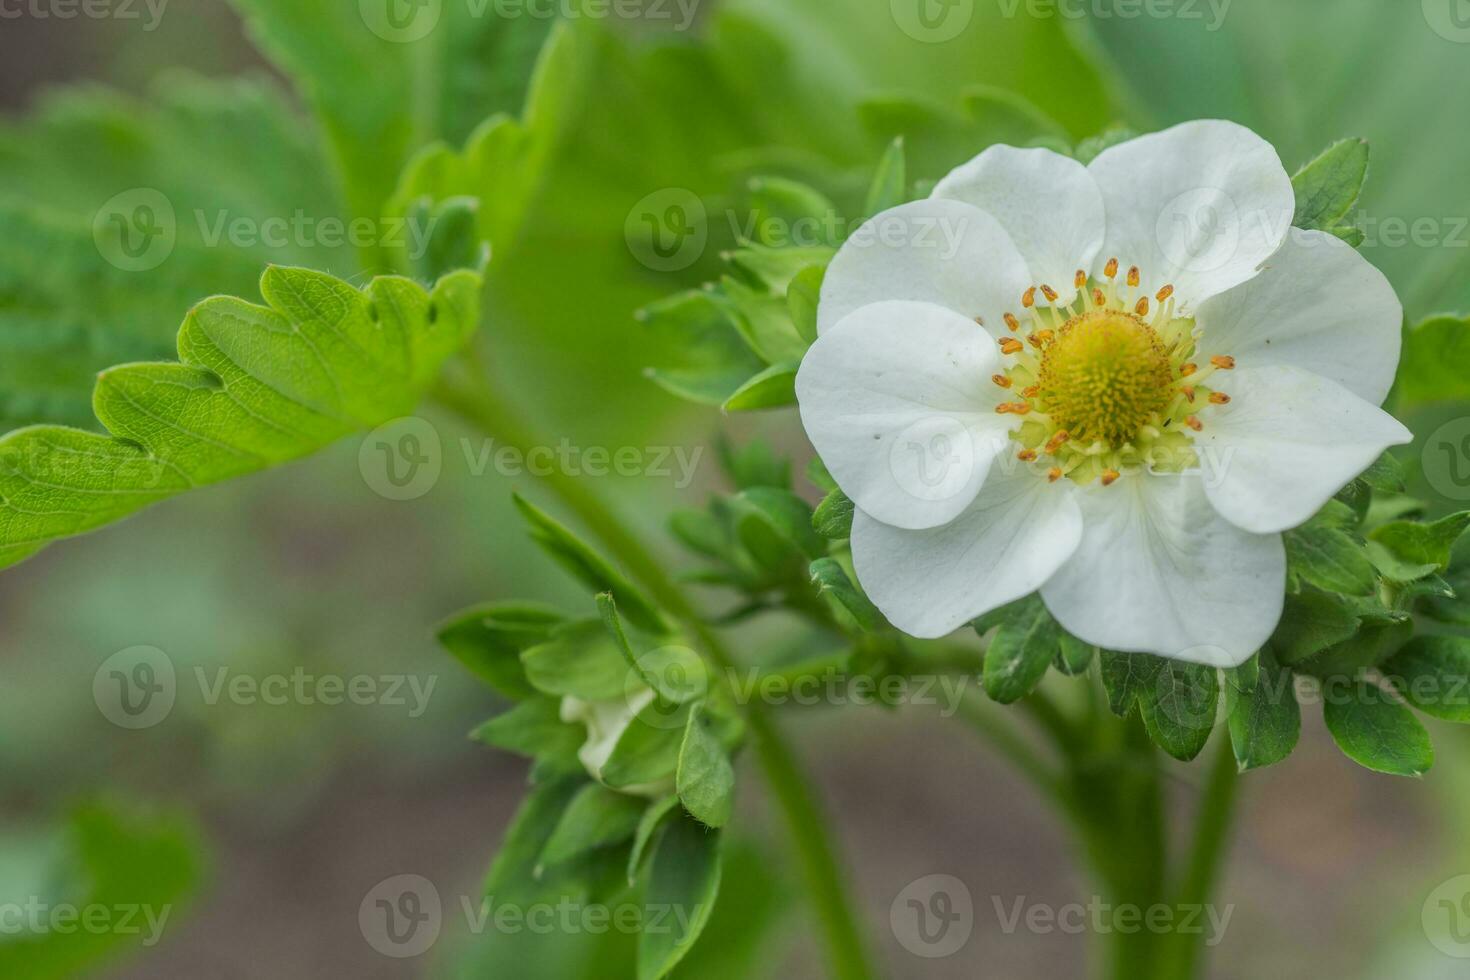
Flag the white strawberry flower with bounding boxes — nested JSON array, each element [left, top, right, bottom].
[[796, 120, 1411, 666]]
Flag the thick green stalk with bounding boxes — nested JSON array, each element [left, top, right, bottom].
[[1157, 734, 1240, 979], [432, 367, 879, 980]]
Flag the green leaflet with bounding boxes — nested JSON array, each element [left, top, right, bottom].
[[1291, 139, 1370, 240], [0, 76, 349, 431], [1398, 315, 1470, 410], [1323, 680, 1433, 777], [0, 265, 481, 571], [229, 0, 553, 262]]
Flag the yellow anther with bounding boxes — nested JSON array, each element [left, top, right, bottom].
[[1184, 416, 1203, 431], [1074, 269, 1087, 290], [1004, 313, 1021, 332], [1022, 286, 1037, 308], [1101, 469, 1120, 486], [1127, 266, 1141, 288], [1180, 385, 1196, 402], [1135, 297, 1150, 316], [1047, 467, 1063, 483], [1092, 288, 1106, 307], [992, 373, 1013, 389], [1209, 391, 1231, 405], [995, 402, 1032, 415], [1156, 284, 1175, 302], [1044, 430, 1070, 454], [1021, 384, 1040, 398], [1180, 362, 1198, 378], [1041, 284, 1060, 303], [1018, 448, 1038, 462], [1104, 257, 1119, 279], [1210, 355, 1236, 370]]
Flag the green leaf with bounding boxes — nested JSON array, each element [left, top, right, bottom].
[[1270, 590, 1365, 666], [863, 136, 908, 217], [1291, 139, 1369, 236], [1284, 523, 1377, 596], [598, 594, 709, 705], [812, 487, 855, 539], [627, 796, 680, 886], [1054, 632, 1096, 676], [641, 291, 767, 408], [717, 275, 810, 365], [437, 602, 564, 699], [1382, 636, 1470, 723], [472, 698, 584, 766], [638, 811, 721, 980], [1397, 315, 1470, 409], [484, 776, 586, 904], [980, 596, 1060, 704], [1225, 654, 1260, 695], [786, 265, 825, 345], [1369, 512, 1470, 574], [676, 704, 736, 829], [1427, 535, 1470, 625], [0, 266, 479, 572], [603, 701, 694, 791], [730, 487, 825, 571], [539, 783, 648, 869], [721, 362, 798, 412], [520, 619, 634, 701], [513, 494, 667, 633], [0, 802, 204, 980], [1364, 540, 1440, 584], [230, 0, 554, 261], [718, 439, 790, 491], [1360, 453, 1406, 493], [1139, 660, 1219, 762], [1227, 649, 1300, 772], [726, 245, 834, 295], [810, 558, 884, 632], [1323, 681, 1433, 777], [1099, 650, 1164, 718]]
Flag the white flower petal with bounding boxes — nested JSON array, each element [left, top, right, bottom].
[[851, 464, 1084, 639], [817, 198, 1031, 338], [1194, 230, 1403, 406], [1040, 474, 1284, 666], [1194, 364, 1413, 535], [1088, 120, 1294, 309], [796, 301, 1014, 530], [932, 145, 1106, 305]]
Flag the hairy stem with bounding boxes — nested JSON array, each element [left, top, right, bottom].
[[432, 365, 879, 980]]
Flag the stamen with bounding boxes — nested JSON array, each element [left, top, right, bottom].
[[1209, 355, 1236, 370], [1156, 284, 1175, 302], [1017, 448, 1037, 462], [1022, 287, 1037, 309], [1074, 269, 1087, 290], [1209, 392, 1231, 405], [1021, 384, 1040, 398], [1104, 258, 1119, 279], [1040, 284, 1059, 304], [1101, 469, 1120, 486], [1027, 333, 1045, 350], [1135, 297, 1150, 316], [1047, 467, 1063, 483], [1180, 385, 1196, 402], [1180, 362, 1198, 378], [995, 402, 1032, 415], [992, 374, 1012, 388], [1184, 416, 1203, 431], [1127, 266, 1141, 288], [1092, 288, 1106, 307], [1044, 431, 1070, 454], [1004, 313, 1021, 332]]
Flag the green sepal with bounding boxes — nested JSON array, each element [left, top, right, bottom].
[[520, 618, 635, 701], [627, 795, 680, 886], [722, 362, 798, 412], [1323, 681, 1432, 777], [978, 596, 1060, 705], [1382, 636, 1470, 723], [538, 783, 648, 870], [471, 697, 584, 768], [436, 601, 564, 699], [813, 487, 856, 540], [1226, 649, 1300, 772], [676, 703, 736, 829], [1290, 138, 1369, 240], [863, 136, 908, 217], [637, 811, 722, 980], [810, 558, 884, 632], [1139, 660, 1219, 762]]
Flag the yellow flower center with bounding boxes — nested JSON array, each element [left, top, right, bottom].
[[1038, 311, 1173, 446], [988, 261, 1238, 486]]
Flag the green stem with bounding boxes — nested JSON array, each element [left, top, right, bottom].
[[1158, 734, 1240, 979], [432, 367, 879, 980]]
